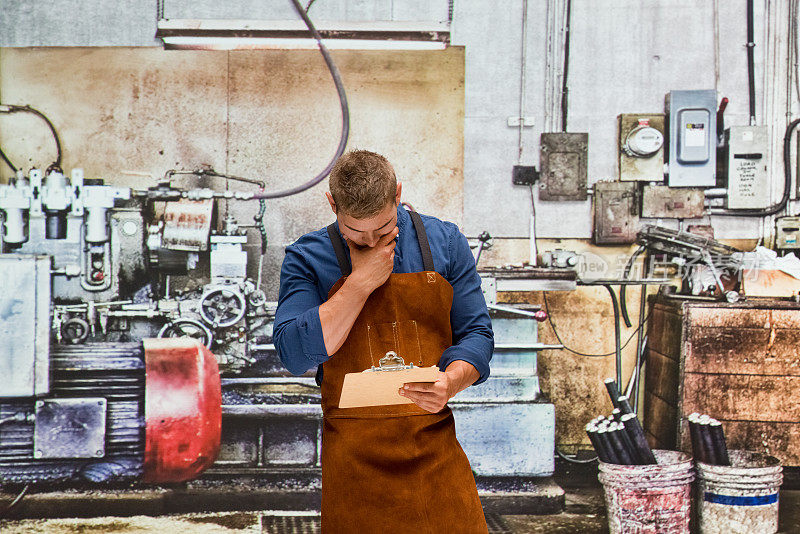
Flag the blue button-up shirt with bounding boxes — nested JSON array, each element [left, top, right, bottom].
[[274, 206, 493, 384]]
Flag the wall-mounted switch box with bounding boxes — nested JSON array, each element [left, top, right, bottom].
[[593, 181, 639, 245], [666, 90, 717, 187], [539, 133, 588, 201], [512, 165, 539, 186]]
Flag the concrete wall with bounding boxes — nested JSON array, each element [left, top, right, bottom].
[[0, 0, 796, 450], [0, 47, 465, 294]]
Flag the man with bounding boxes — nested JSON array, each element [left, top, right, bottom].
[[274, 150, 493, 533]]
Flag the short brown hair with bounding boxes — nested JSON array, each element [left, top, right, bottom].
[[328, 150, 397, 219]]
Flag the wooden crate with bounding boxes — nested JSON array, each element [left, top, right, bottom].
[[644, 295, 800, 466]]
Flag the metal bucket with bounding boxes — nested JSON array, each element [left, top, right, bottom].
[[696, 450, 782, 534], [598, 449, 694, 534]]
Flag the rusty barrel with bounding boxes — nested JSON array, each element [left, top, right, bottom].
[[598, 449, 694, 534], [696, 450, 782, 534]]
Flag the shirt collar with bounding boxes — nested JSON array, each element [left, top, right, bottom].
[[396, 204, 410, 233]]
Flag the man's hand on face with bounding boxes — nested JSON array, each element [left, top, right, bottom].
[[346, 226, 399, 296]]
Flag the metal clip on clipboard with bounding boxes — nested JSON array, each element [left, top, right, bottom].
[[368, 351, 416, 372]]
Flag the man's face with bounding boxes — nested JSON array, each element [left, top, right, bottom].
[[338, 201, 398, 249], [327, 183, 402, 249]]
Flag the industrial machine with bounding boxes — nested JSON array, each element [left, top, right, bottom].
[[0, 169, 270, 369], [0, 167, 269, 486]]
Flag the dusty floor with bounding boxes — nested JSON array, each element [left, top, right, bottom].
[[2, 459, 798, 533], [1, 488, 798, 533]]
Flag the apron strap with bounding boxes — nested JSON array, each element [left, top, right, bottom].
[[408, 210, 435, 272], [326, 223, 352, 276], [321, 222, 351, 387]]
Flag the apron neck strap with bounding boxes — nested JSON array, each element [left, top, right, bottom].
[[327, 223, 352, 276], [408, 210, 435, 272], [326, 209, 436, 277]]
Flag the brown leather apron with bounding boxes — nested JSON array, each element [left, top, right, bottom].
[[319, 212, 487, 534]]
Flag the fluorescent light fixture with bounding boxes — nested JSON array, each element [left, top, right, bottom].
[[157, 19, 449, 51]]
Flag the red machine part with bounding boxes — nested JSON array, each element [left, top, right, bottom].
[[142, 338, 221, 483]]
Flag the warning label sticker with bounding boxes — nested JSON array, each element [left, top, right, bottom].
[[685, 123, 706, 147]]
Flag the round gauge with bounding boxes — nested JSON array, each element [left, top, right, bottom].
[[624, 126, 664, 157]]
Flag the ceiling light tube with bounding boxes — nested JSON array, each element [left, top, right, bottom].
[[157, 19, 450, 51]]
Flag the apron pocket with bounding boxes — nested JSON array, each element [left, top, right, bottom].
[[366, 320, 424, 368]]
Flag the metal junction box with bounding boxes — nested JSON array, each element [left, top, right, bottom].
[[776, 217, 800, 250], [593, 181, 639, 245], [725, 125, 770, 209], [539, 133, 588, 201], [33, 398, 107, 459], [641, 185, 705, 219], [618, 114, 665, 182], [667, 90, 717, 187]]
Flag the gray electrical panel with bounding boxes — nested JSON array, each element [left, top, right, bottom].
[[725, 126, 770, 209], [593, 181, 639, 245], [667, 90, 717, 187], [539, 133, 588, 201]]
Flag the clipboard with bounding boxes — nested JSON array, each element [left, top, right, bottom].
[[338, 351, 440, 408]]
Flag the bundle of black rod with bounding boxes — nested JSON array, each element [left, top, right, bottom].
[[584, 379, 657, 465], [687, 413, 730, 466]]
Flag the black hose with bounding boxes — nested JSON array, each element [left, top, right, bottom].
[[619, 246, 645, 328], [604, 284, 622, 388], [560, 0, 572, 132], [714, 119, 800, 217], [252, 0, 349, 200], [0, 104, 62, 170], [556, 446, 598, 464], [746, 0, 756, 125], [541, 291, 650, 358], [630, 309, 647, 411], [0, 146, 17, 173], [255, 199, 268, 254]]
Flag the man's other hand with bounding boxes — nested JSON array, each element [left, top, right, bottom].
[[346, 227, 398, 296], [399, 360, 480, 413], [399, 371, 453, 413]]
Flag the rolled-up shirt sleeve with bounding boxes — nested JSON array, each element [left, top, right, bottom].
[[438, 225, 494, 384], [274, 245, 330, 375]]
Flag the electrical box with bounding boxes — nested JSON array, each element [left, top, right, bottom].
[[776, 217, 800, 250], [539, 133, 588, 201], [641, 185, 705, 219], [618, 114, 665, 181], [666, 90, 717, 187], [725, 126, 770, 209], [593, 181, 639, 245]]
